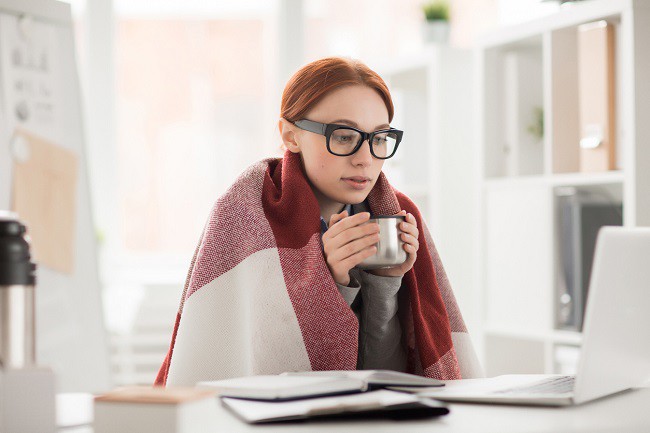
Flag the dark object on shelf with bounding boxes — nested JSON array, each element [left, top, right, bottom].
[[555, 188, 622, 331]]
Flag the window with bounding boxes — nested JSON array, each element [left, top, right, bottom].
[[304, 0, 427, 60], [115, 1, 280, 256]]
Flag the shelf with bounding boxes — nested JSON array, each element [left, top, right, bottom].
[[483, 170, 624, 189], [478, 0, 650, 377], [481, 1, 625, 179], [485, 326, 583, 346], [482, 39, 544, 178], [478, 0, 625, 48]]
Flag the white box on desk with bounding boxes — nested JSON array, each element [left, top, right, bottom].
[[94, 386, 219, 433], [0, 367, 56, 433]]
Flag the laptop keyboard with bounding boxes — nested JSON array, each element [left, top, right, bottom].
[[493, 376, 576, 395]]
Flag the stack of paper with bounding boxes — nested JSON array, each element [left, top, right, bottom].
[[222, 390, 449, 424]]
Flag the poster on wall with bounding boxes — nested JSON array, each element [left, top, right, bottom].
[[0, 14, 78, 273]]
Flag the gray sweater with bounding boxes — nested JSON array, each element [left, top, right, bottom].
[[322, 202, 407, 372], [335, 268, 407, 371]]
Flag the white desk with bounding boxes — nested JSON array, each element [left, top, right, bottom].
[[59, 386, 650, 433]]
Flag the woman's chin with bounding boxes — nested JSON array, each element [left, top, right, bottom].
[[336, 190, 370, 205]]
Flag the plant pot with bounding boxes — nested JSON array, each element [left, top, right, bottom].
[[422, 20, 449, 44]]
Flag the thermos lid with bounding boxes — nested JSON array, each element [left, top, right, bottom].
[[0, 218, 27, 236], [0, 218, 36, 286]]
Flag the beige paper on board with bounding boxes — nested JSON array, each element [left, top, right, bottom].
[[11, 128, 78, 274]]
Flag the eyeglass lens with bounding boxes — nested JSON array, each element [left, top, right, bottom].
[[329, 127, 398, 158]]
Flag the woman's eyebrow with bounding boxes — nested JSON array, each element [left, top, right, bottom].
[[330, 119, 390, 130]]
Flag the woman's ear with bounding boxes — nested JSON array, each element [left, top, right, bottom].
[[278, 118, 301, 154]]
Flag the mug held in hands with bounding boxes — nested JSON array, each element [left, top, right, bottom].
[[357, 215, 407, 270]]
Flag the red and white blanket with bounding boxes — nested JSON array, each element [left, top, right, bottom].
[[155, 151, 482, 386]]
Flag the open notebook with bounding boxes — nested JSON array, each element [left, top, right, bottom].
[[197, 370, 443, 401]]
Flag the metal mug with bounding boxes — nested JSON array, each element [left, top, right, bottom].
[[357, 215, 408, 270]]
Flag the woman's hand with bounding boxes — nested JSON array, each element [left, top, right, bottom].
[[323, 211, 380, 286], [369, 210, 419, 278]]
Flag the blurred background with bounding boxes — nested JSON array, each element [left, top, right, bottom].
[[67, 0, 560, 387], [6, 0, 644, 391]]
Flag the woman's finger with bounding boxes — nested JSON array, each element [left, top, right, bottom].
[[338, 245, 378, 270], [401, 232, 419, 249], [400, 221, 418, 236], [326, 212, 371, 238], [324, 223, 380, 255], [327, 210, 348, 229], [402, 243, 417, 266], [406, 213, 418, 228], [328, 232, 380, 263]]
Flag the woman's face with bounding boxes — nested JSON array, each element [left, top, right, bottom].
[[282, 85, 390, 213]]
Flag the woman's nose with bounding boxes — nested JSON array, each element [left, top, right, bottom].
[[351, 140, 373, 166]]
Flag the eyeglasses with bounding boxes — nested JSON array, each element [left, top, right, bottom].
[[293, 119, 403, 160]]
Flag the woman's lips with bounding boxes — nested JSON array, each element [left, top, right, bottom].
[[342, 177, 371, 190]]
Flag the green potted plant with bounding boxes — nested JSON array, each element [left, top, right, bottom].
[[422, 0, 450, 44]]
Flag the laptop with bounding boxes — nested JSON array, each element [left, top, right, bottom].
[[419, 226, 650, 406]]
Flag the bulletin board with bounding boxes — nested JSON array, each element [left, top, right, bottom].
[[0, 0, 110, 392]]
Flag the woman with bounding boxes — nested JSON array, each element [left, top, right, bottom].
[[155, 57, 482, 386]]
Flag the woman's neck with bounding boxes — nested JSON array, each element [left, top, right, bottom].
[[313, 189, 346, 225]]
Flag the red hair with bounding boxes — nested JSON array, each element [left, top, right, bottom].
[[280, 57, 394, 123]]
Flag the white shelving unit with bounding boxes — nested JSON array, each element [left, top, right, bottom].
[[477, 0, 650, 376]]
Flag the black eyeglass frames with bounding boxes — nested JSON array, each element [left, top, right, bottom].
[[293, 119, 403, 160]]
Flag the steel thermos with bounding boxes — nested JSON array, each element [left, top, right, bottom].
[[0, 215, 37, 368]]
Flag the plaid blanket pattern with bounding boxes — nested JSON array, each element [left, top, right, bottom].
[[155, 151, 481, 386]]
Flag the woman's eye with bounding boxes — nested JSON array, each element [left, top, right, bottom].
[[335, 135, 354, 143]]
